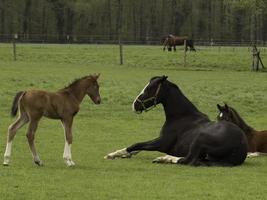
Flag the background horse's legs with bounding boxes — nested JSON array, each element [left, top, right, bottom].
[[61, 117, 75, 167], [3, 112, 29, 166], [26, 116, 43, 166]]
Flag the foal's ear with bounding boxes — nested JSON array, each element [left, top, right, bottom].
[[217, 104, 223, 111], [161, 75, 168, 82], [93, 73, 100, 80]]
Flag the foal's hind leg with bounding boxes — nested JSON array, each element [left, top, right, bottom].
[[3, 112, 29, 166], [26, 117, 43, 166], [61, 117, 75, 167]]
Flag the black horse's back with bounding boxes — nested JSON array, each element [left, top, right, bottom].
[[196, 121, 248, 166]]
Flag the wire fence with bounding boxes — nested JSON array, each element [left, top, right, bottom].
[[1, 33, 267, 46], [0, 35, 266, 72]]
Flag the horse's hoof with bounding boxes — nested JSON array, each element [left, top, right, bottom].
[[34, 160, 44, 166], [104, 155, 115, 160], [70, 160, 75, 166], [64, 158, 75, 167], [3, 157, 10, 166], [153, 155, 182, 164], [152, 156, 167, 163], [152, 159, 161, 163], [121, 154, 132, 158]]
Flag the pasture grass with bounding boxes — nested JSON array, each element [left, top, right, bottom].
[[0, 43, 267, 199]]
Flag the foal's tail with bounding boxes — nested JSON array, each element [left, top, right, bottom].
[[11, 91, 25, 117]]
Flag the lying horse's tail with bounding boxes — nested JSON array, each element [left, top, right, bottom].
[[11, 91, 25, 117]]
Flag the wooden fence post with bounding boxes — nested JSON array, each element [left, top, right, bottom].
[[252, 45, 265, 71], [183, 39, 187, 67], [117, 0, 123, 65], [13, 34, 18, 61], [119, 38, 123, 65]]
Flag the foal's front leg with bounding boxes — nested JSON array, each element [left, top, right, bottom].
[[104, 138, 162, 159], [61, 117, 75, 167]]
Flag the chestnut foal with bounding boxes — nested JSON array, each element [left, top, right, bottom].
[[3, 74, 101, 166], [217, 103, 267, 157]]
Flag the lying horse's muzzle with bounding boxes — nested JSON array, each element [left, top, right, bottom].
[[133, 100, 143, 114]]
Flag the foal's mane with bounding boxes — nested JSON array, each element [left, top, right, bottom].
[[64, 75, 94, 89], [228, 106, 254, 135]]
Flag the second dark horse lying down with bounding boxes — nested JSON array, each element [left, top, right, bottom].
[[105, 76, 248, 166]]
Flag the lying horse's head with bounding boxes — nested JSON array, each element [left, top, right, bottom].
[[132, 76, 168, 113]]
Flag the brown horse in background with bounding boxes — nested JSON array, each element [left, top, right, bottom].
[[217, 103, 267, 157], [3, 74, 101, 167], [162, 34, 196, 52]]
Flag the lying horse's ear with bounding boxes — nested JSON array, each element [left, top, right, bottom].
[[217, 104, 223, 111]]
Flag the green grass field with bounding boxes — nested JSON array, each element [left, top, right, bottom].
[[0, 43, 267, 200]]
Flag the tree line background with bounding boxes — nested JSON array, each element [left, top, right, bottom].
[[0, 0, 267, 43]]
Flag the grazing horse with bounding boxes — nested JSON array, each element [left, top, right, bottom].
[[162, 34, 196, 52], [3, 74, 101, 167], [217, 103, 267, 157], [105, 76, 247, 166]]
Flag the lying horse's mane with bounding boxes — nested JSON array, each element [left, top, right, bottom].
[[165, 80, 179, 90], [150, 76, 179, 90]]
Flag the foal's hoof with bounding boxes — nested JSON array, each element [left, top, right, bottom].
[[64, 159, 75, 167], [34, 160, 44, 166], [3, 157, 10, 166]]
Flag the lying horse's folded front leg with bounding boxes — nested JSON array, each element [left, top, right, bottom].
[[153, 155, 183, 164], [104, 148, 139, 159], [126, 137, 162, 152], [105, 137, 162, 160]]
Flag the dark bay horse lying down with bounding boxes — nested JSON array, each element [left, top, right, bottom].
[[3, 74, 101, 167], [217, 104, 267, 157], [162, 34, 196, 52], [105, 76, 247, 166]]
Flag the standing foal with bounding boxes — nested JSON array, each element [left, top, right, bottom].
[[3, 74, 101, 166]]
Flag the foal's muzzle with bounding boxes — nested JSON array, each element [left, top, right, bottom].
[[90, 95, 101, 104]]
